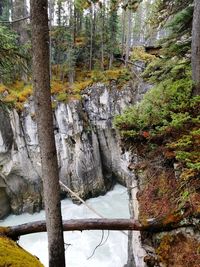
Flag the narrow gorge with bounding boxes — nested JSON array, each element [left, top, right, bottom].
[[0, 79, 148, 219], [0, 0, 200, 266], [0, 78, 149, 266]]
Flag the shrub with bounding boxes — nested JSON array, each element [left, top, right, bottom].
[[56, 92, 68, 102], [114, 60, 199, 177]]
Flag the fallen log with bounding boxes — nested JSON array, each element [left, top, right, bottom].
[[0, 218, 196, 240]]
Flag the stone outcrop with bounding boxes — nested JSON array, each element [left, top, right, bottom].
[[0, 80, 150, 219]]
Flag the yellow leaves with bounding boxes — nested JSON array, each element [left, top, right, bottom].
[[0, 84, 8, 94], [15, 102, 24, 112], [180, 168, 197, 180], [51, 80, 67, 94], [71, 80, 92, 93], [3, 94, 16, 104], [51, 79, 90, 103], [11, 80, 24, 91], [104, 69, 122, 80], [17, 86, 32, 102], [131, 46, 156, 63], [0, 81, 32, 111], [75, 37, 86, 47], [1, 66, 129, 110], [90, 68, 130, 86]]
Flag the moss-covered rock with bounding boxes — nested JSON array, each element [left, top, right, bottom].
[[0, 236, 44, 267], [156, 233, 200, 267]]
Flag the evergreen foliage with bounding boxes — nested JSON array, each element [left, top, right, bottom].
[[0, 26, 28, 83], [115, 0, 200, 178], [0, 0, 11, 21], [148, 0, 193, 57]]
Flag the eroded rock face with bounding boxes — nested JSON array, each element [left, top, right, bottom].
[[0, 81, 148, 218], [0, 106, 43, 218]]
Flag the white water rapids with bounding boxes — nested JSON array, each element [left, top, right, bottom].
[[0, 184, 129, 267]]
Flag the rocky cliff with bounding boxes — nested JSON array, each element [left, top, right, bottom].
[[0, 80, 150, 219]]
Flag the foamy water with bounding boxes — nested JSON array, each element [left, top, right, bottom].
[[0, 184, 129, 267]]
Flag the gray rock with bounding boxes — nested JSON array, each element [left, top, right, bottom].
[[0, 80, 147, 217]]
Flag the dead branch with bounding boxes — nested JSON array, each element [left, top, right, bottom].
[[117, 58, 145, 70], [0, 16, 30, 24], [59, 181, 128, 236]]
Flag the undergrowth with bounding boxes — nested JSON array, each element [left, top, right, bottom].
[[0, 66, 130, 111], [114, 57, 200, 180]]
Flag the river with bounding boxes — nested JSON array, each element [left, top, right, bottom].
[[0, 184, 129, 267]]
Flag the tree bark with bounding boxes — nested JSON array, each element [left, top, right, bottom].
[[0, 1, 3, 17], [101, 0, 105, 70], [89, 5, 93, 71], [125, 9, 132, 67], [192, 0, 200, 96], [30, 1, 65, 267], [12, 0, 28, 44], [121, 8, 126, 58], [2, 218, 195, 240]]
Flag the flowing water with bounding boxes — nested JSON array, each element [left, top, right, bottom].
[[0, 184, 129, 267]]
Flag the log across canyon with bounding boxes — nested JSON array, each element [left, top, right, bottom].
[[1, 218, 196, 240]]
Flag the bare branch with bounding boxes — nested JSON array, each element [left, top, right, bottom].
[[0, 16, 30, 24]]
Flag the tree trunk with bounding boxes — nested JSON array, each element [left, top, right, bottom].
[[30, 1, 65, 267], [125, 9, 132, 67], [73, 6, 77, 45], [49, 0, 54, 80], [100, 0, 105, 70], [121, 8, 126, 57], [12, 0, 28, 44], [192, 0, 200, 96], [0, 1, 3, 17], [89, 5, 93, 71], [2, 218, 195, 240]]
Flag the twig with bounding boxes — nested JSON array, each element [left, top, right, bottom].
[[117, 58, 145, 70], [87, 230, 105, 260], [0, 16, 30, 24], [59, 181, 128, 236]]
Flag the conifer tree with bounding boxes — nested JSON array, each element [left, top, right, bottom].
[[30, 1, 65, 266], [192, 0, 200, 96]]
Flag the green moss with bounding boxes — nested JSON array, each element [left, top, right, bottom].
[[0, 236, 44, 266], [131, 46, 156, 63], [56, 92, 68, 102]]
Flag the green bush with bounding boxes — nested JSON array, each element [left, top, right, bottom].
[[114, 59, 199, 177], [114, 76, 193, 136], [56, 93, 68, 102]]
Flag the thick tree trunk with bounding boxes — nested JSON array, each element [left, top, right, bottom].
[[2, 218, 195, 240], [12, 0, 28, 44], [192, 0, 200, 96], [30, 1, 65, 267]]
